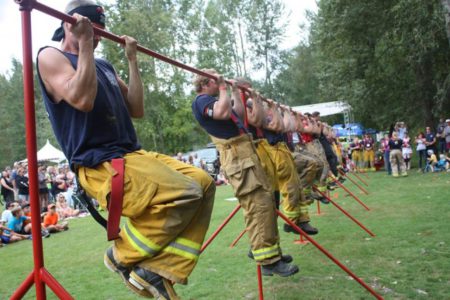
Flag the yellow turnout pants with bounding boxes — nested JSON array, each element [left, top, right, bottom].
[[211, 134, 281, 265], [266, 142, 310, 223], [78, 150, 215, 284]]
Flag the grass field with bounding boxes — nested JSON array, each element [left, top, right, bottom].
[[1, 170, 449, 299]]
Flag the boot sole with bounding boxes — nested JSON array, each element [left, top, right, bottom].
[[104, 252, 153, 298], [129, 271, 180, 300]]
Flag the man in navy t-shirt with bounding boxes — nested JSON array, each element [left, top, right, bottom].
[[192, 70, 299, 277], [36, 1, 214, 298]]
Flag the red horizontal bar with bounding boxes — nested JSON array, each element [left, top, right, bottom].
[[17, 0, 285, 106]]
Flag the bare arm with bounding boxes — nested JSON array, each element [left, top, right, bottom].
[[212, 76, 232, 120], [37, 14, 97, 112], [231, 82, 245, 119], [116, 36, 144, 118], [247, 91, 264, 128]]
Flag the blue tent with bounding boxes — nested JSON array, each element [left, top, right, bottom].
[[333, 123, 365, 137]]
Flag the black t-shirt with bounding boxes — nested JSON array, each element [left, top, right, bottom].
[[192, 94, 240, 139], [388, 139, 403, 150], [263, 129, 285, 146]]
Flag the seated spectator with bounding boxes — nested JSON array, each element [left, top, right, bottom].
[[7, 206, 31, 234], [215, 169, 229, 186], [437, 154, 449, 170], [0, 224, 30, 245], [55, 193, 79, 218], [1, 202, 19, 225], [42, 204, 68, 233]]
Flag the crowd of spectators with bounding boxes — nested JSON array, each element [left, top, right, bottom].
[[376, 120, 450, 176], [0, 162, 88, 247]]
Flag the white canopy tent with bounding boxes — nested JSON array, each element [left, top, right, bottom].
[[22, 140, 66, 163], [291, 101, 351, 117]]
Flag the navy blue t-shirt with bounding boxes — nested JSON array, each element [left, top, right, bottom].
[[263, 129, 285, 145], [192, 94, 240, 139], [36, 47, 141, 169]]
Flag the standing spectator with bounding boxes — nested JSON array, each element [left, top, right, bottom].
[[1, 169, 15, 206], [425, 126, 437, 155], [415, 132, 427, 172], [362, 133, 375, 171], [349, 137, 363, 171], [379, 134, 391, 175], [444, 119, 450, 152], [389, 132, 408, 177], [402, 133, 412, 170], [38, 165, 49, 212], [436, 118, 447, 155], [15, 167, 29, 205]]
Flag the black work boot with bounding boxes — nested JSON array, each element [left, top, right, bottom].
[[283, 222, 319, 235], [129, 266, 179, 300], [261, 260, 299, 277], [248, 250, 293, 263], [104, 247, 152, 298], [311, 192, 330, 204], [299, 222, 319, 235]]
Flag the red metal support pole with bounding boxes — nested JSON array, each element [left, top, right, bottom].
[[200, 204, 241, 253], [277, 211, 383, 300], [230, 227, 248, 248], [331, 177, 371, 211], [12, 1, 74, 299], [316, 199, 321, 215], [351, 171, 369, 187], [257, 265, 264, 300], [19, 2, 46, 299], [313, 187, 376, 237], [339, 169, 369, 195]]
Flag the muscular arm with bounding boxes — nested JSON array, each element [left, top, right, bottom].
[[247, 92, 264, 128], [37, 15, 97, 112], [117, 36, 144, 118], [231, 84, 245, 119], [212, 77, 232, 120]]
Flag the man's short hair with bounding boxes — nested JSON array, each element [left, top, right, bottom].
[[193, 69, 217, 93], [234, 77, 252, 88], [312, 111, 320, 117]]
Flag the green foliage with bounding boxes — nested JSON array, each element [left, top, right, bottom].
[[278, 0, 450, 131]]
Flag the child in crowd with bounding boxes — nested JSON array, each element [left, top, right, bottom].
[[7, 207, 31, 234], [437, 154, 449, 171], [402, 133, 412, 170], [427, 150, 438, 172], [0, 224, 30, 245], [42, 203, 68, 233]]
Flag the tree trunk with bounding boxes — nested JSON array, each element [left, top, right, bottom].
[[441, 0, 450, 46]]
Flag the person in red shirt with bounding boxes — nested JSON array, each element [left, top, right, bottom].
[[42, 204, 68, 233]]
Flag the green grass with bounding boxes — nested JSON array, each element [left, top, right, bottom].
[[1, 170, 449, 299]]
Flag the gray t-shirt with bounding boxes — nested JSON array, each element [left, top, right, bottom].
[[444, 125, 450, 143]]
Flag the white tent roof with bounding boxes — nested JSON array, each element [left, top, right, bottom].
[[35, 140, 66, 163], [291, 101, 351, 117]]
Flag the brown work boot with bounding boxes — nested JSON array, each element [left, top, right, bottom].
[[129, 266, 179, 300], [104, 247, 153, 298]]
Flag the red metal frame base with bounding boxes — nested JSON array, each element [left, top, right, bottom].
[[294, 234, 310, 245]]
